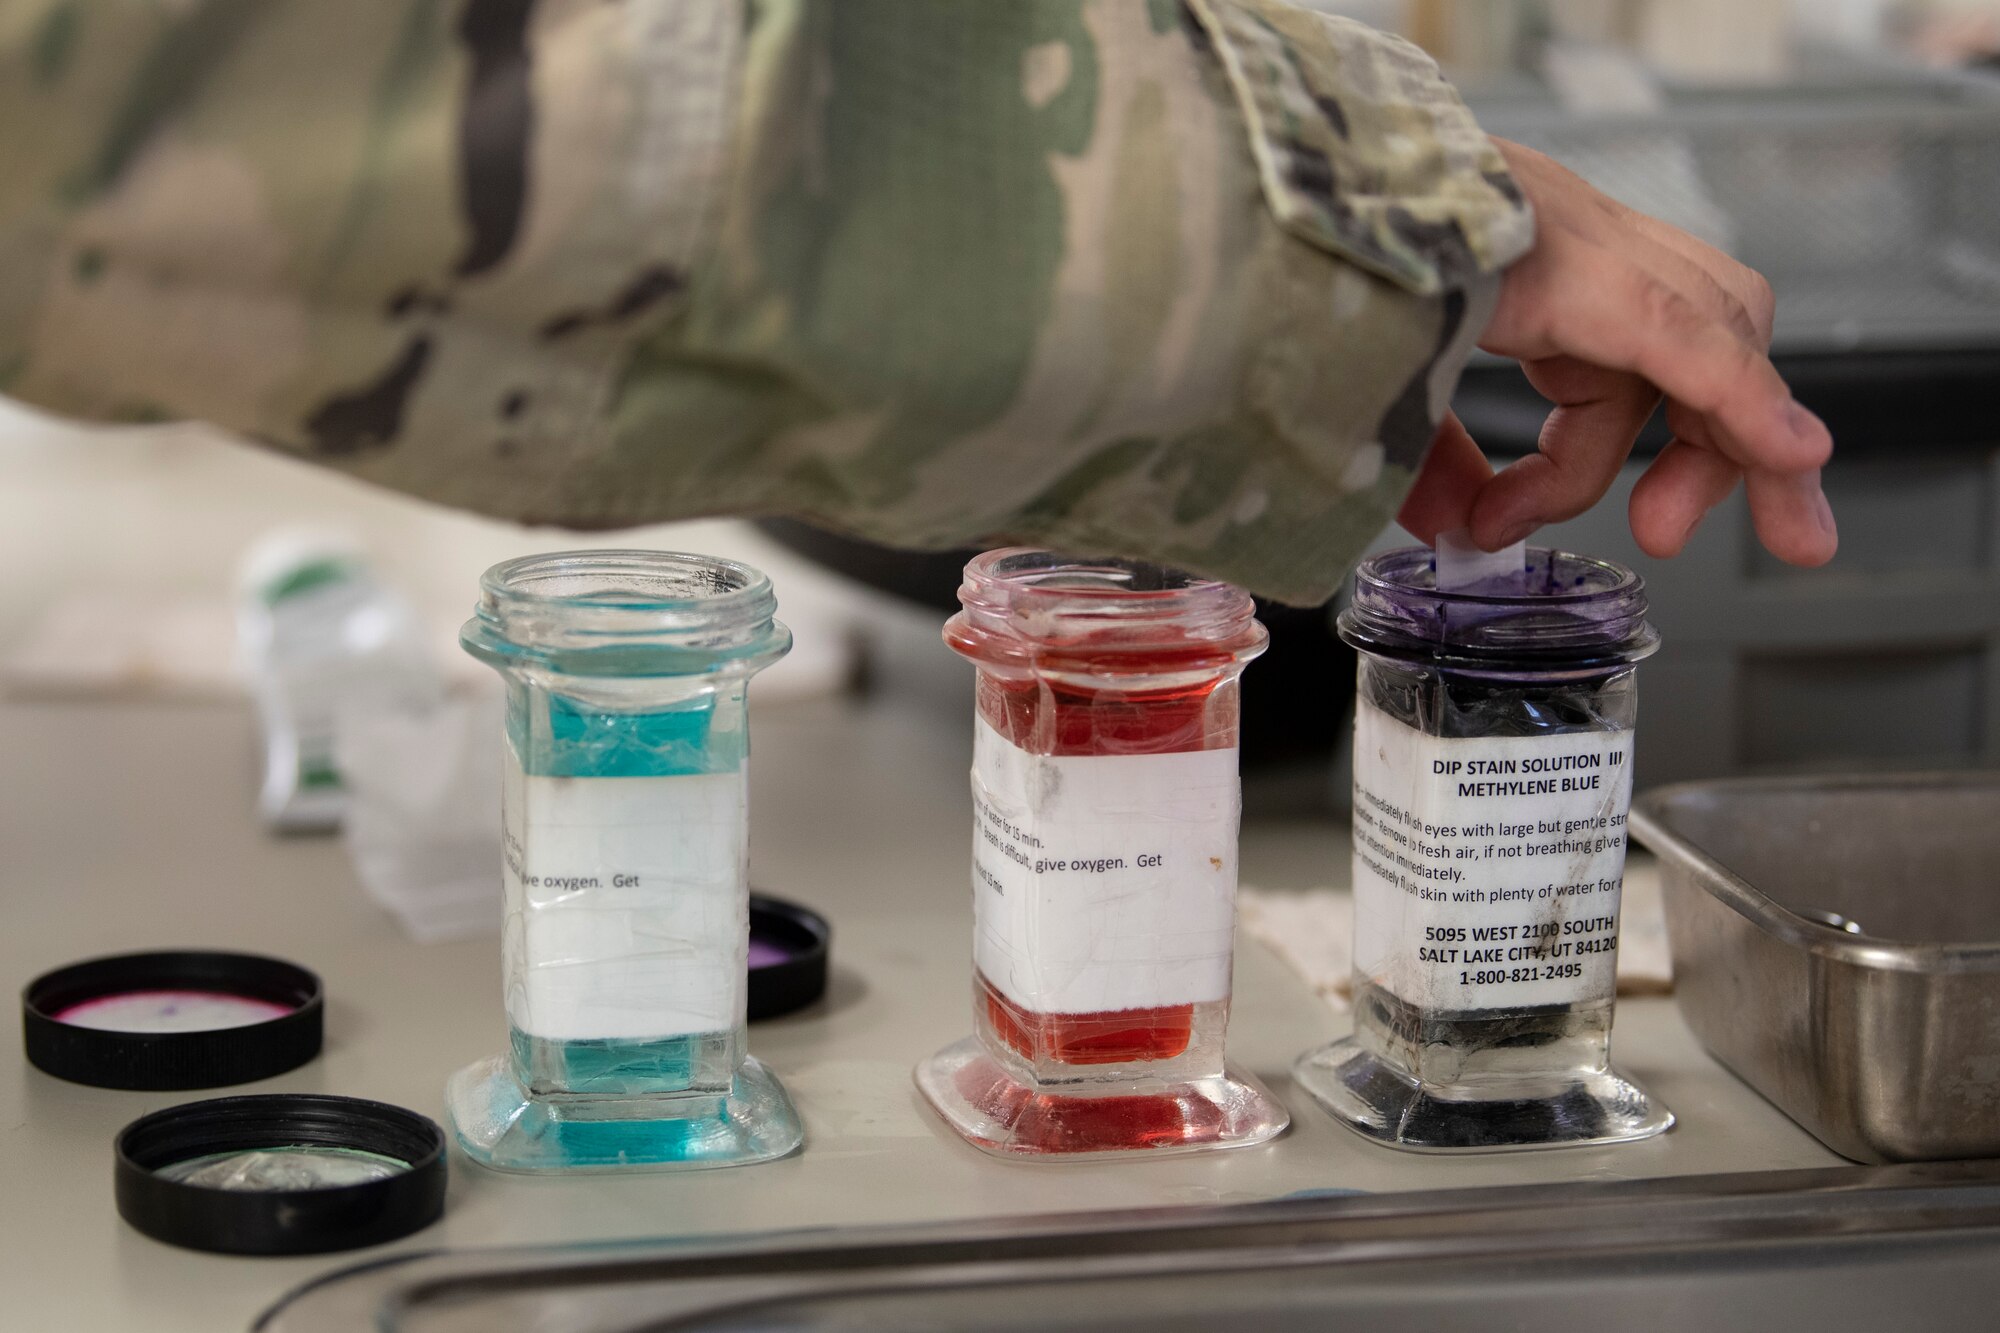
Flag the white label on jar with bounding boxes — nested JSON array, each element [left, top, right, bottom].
[[971, 718, 1239, 1015], [502, 753, 746, 1041], [1351, 698, 1635, 1012]]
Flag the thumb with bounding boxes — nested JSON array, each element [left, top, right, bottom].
[[1397, 413, 1493, 546]]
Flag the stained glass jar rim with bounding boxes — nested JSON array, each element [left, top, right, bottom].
[[463, 549, 788, 673], [1339, 545, 1658, 671], [951, 548, 1265, 658]]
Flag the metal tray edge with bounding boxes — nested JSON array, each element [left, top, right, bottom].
[[1630, 773, 2000, 972]]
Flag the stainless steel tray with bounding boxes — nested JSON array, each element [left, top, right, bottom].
[[1632, 772, 2000, 1162], [256, 1163, 2000, 1332]]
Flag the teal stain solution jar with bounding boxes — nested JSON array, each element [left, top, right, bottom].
[[445, 551, 803, 1172]]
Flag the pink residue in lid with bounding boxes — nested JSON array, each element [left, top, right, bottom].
[[52, 989, 295, 1034], [747, 939, 792, 970]]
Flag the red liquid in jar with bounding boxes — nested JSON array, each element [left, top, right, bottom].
[[964, 632, 1240, 1067], [953, 1054, 1214, 1152], [980, 973, 1195, 1064]]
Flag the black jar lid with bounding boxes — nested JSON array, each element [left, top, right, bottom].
[[115, 1094, 446, 1255], [748, 894, 830, 1022], [23, 950, 323, 1090]]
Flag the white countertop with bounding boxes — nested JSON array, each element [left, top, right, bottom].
[[0, 694, 1840, 1332]]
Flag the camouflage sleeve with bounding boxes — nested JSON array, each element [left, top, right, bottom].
[[0, 0, 1531, 606]]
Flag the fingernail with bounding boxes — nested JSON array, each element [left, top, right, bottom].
[[1679, 511, 1705, 549], [1814, 488, 1836, 537], [1787, 401, 1827, 444], [1491, 519, 1537, 548]]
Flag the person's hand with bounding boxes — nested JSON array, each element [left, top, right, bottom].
[[1400, 139, 1836, 566]]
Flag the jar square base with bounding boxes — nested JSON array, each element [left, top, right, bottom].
[[914, 1035, 1287, 1159], [1293, 1037, 1671, 1152], [445, 1052, 802, 1172]]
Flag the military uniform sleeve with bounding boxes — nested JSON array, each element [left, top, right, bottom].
[[0, 0, 1530, 605]]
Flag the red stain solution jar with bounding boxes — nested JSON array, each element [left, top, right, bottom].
[[914, 550, 1289, 1158]]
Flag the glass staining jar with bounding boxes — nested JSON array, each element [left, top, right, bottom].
[[1294, 545, 1670, 1151], [445, 550, 803, 1172], [915, 549, 1288, 1158]]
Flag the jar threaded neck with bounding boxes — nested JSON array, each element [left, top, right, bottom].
[[1339, 546, 1657, 673], [463, 550, 788, 674], [950, 548, 1263, 659]]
